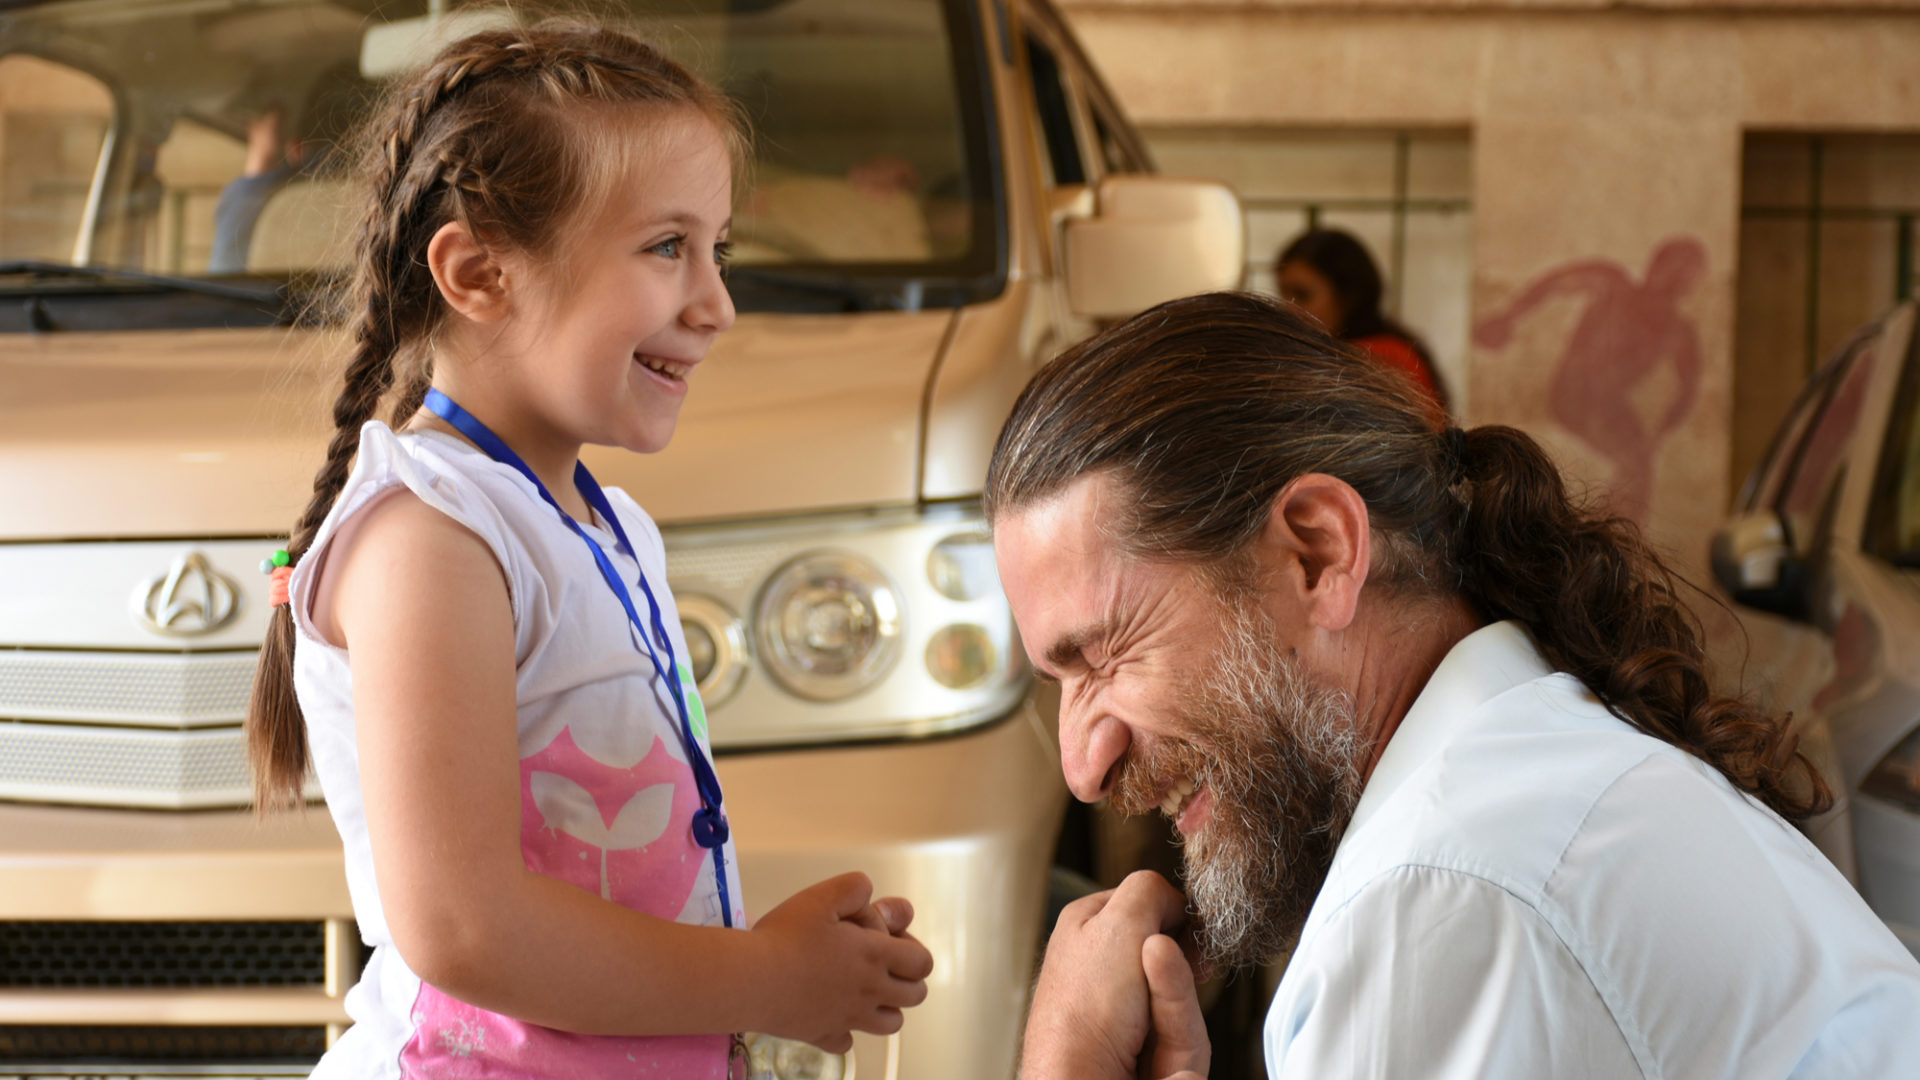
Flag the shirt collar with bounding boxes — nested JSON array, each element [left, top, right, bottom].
[[1339, 619, 1556, 842]]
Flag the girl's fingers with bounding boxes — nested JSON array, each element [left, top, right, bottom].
[[871, 896, 914, 935], [814, 1031, 854, 1055], [827, 872, 876, 919], [883, 973, 929, 1009], [883, 932, 935, 980], [845, 903, 889, 934], [864, 1006, 905, 1036]]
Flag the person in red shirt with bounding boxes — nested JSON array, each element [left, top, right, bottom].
[[1276, 229, 1449, 413]]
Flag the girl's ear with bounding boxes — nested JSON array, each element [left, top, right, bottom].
[[426, 220, 510, 324]]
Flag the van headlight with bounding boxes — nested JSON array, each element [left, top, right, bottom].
[[755, 552, 902, 701], [665, 504, 1028, 749]]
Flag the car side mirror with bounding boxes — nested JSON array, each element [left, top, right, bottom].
[[1710, 509, 1810, 620], [1063, 176, 1244, 320]]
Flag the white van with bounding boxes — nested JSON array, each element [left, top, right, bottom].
[[0, 1, 1242, 1076]]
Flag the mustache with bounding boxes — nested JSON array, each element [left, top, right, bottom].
[[1107, 731, 1213, 820]]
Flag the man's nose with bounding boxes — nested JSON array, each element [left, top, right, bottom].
[[1059, 702, 1132, 804]]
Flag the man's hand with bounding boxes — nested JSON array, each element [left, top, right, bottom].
[[1143, 932, 1209, 1080], [1021, 870, 1211, 1079]]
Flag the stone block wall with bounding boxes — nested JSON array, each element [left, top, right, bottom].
[[1059, 0, 1920, 571]]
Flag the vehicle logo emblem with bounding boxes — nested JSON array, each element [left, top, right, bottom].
[[133, 552, 242, 637]]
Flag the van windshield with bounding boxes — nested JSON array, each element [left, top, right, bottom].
[[0, 0, 1000, 318]]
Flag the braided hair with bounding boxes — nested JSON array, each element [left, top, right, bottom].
[[247, 18, 746, 809]]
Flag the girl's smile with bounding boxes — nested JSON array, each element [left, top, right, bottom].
[[424, 110, 736, 498]]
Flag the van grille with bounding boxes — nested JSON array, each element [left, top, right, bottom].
[[0, 923, 327, 989], [0, 651, 257, 728], [0, 1024, 325, 1063], [0, 722, 251, 808]]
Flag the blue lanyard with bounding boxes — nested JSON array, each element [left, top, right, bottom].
[[423, 389, 734, 929]]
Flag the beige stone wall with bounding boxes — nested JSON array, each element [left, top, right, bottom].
[[1059, 0, 1920, 568]]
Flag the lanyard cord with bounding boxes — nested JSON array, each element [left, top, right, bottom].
[[422, 390, 734, 929]]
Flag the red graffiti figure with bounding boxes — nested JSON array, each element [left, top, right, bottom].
[[1475, 237, 1708, 522]]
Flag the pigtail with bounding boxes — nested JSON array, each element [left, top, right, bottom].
[[245, 17, 749, 811], [244, 64, 452, 811]]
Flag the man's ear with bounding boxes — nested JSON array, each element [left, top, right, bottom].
[[1256, 473, 1371, 633], [426, 220, 509, 324]]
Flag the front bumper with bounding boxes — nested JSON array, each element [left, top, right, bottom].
[[0, 699, 1065, 1080]]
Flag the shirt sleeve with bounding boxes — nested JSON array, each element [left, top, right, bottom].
[[1267, 866, 1643, 1080]]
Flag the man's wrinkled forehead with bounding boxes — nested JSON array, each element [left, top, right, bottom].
[[992, 473, 1205, 681]]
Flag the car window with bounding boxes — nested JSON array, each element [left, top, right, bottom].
[[1867, 321, 1920, 566], [1091, 105, 1146, 176], [1744, 363, 1837, 513], [0, 54, 110, 264], [1774, 329, 1881, 552], [1023, 31, 1086, 187], [1, 0, 995, 282]]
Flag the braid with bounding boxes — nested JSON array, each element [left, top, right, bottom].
[[247, 121, 422, 810], [245, 16, 743, 810]]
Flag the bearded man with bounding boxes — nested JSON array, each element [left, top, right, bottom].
[[990, 292, 1920, 1079]]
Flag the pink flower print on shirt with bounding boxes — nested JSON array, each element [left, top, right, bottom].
[[518, 726, 709, 921], [400, 981, 730, 1079]]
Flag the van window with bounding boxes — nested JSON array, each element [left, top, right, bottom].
[[0, 54, 111, 263], [1773, 329, 1880, 552], [1023, 32, 1085, 186], [152, 117, 247, 275], [1092, 107, 1146, 176], [1867, 326, 1920, 566], [0, 0, 1002, 313]]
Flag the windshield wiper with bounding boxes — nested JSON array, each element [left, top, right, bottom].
[[723, 265, 929, 313], [0, 260, 282, 304], [0, 259, 297, 333]]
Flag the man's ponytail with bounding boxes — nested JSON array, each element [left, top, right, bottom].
[[1452, 425, 1832, 820]]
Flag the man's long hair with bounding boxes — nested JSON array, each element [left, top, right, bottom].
[[985, 291, 1830, 822]]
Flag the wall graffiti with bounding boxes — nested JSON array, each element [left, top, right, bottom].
[[1474, 236, 1708, 523]]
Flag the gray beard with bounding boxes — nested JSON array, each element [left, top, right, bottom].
[[1110, 598, 1367, 970]]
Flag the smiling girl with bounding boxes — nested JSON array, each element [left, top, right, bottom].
[[244, 20, 931, 1079]]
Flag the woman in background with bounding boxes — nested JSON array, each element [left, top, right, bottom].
[[1276, 228, 1449, 412]]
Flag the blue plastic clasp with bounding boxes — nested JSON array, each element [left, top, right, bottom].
[[692, 807, 730, 849]]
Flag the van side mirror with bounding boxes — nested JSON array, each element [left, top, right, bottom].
[[1063, 176, 1244, 320], [1710, 510, 1809, 620]]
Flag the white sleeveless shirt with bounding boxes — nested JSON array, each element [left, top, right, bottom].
[[289, 422, 744, 1080]]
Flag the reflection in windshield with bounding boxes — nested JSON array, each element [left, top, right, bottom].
[[0, 0, 990, 300]]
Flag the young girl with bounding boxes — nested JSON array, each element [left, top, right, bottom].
[[245, 20, 933, 1079], [1275, 228, 1450, 413]]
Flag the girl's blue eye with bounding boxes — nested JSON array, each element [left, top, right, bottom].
[[649, 235, 684, 258], [714, 241, 733, 267]]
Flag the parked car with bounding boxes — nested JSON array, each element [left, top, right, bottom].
[[1712, 298, 1920, 959], [0, 0, 1244, 1076]]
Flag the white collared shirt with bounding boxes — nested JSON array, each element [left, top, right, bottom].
[[1264, 621, 1920, 1079]]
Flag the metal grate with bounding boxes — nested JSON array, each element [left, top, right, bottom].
[[0, 923, 326, 989], [0, 651, 258, 729], [0, 1025, 325, 1063], [0, 722, 250, 808], [665, 542, 787, 593]]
